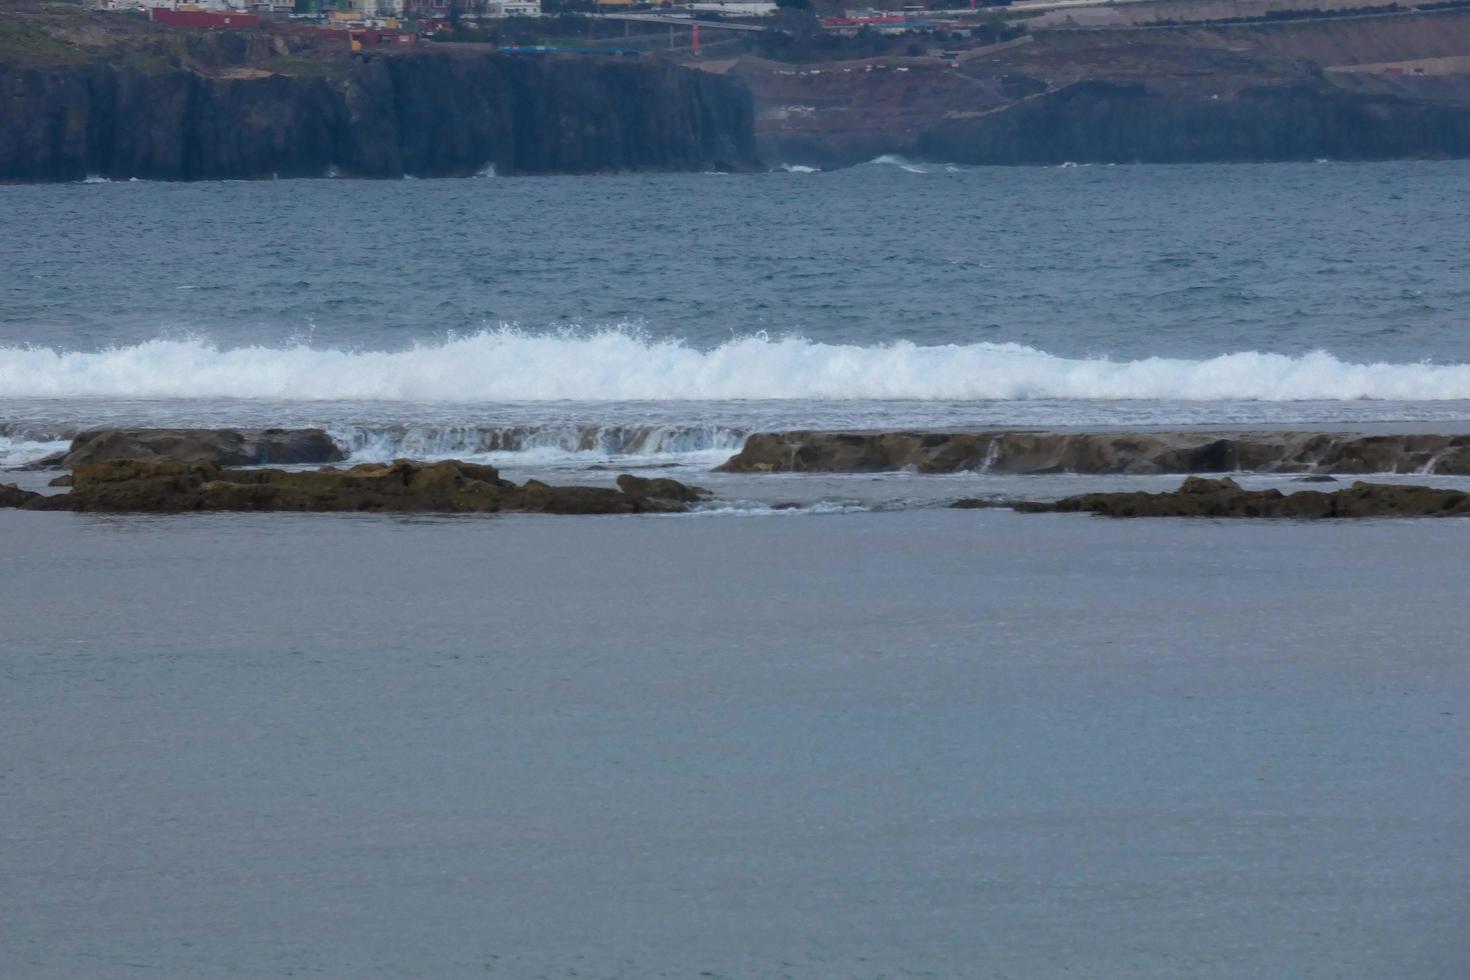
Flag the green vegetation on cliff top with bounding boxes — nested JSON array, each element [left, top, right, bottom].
[[0, 20, 90, 67]]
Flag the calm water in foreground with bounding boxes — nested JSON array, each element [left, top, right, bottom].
[[2, 509, 1468, 978]]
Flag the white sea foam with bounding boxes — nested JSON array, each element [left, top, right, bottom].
[[866, 154, 931, 174], [0, 437, 70, 467], [335, 423, 746, 463], [675, 500, 872, 518], [4, 330, 1470, 403], [777, 164, 819, 173]]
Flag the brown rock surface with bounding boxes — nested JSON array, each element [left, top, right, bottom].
[[1008, 476, 1470, 519], [52, 428, 346, 468], [717, 430, 1470, 476], [0, 483, 42, 508], [9, 459, 707, 515], [616, 473, 711, 505]]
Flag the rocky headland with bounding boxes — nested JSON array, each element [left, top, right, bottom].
[[963, 475, 1470, 518], [715, 429, 1470, 475], [0, 458, 709, 514], [0, 7, 756, 181]]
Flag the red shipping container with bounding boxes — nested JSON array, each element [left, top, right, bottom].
[[149, 8, 261, 29]]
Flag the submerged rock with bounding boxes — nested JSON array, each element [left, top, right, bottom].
[[56, 428, 346, 468], [1010, 476, 1470, 519], [717, 430, 1470, 476], [8, 459, 708, 515]]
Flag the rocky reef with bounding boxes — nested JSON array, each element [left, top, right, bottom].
[[1, 45, 757, 181], [716, 430, 1470, 475], [1, 458, 709, 514], [27, 427, 345, 468], [966, 475, 1470, 518]]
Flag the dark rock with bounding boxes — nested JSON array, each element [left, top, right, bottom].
[[1293, 474, 1339, 483], [917, 79, 1470, 167], [1178, 438, 1240, 473], [743, 17, 1470, 169], [15, 450, 68, 471], [47, 474, 73, 487], [717, 430, 1470, 476], [503, 480, 644, 515], [60, 428, 345, 467], [0, 483, 42, 508], [20, 458, 708, 514], [1007, 476, 1470, 519], [616, 473, 711, 504], [949, 498, 997, 509]]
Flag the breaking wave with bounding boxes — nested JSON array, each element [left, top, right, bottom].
[[0, 437, 70, 467], [4, 329, 1470, 402], [865, 154, 932, 174]]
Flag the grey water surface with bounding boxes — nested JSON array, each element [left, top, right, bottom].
[[2, 509, 1468, 979]]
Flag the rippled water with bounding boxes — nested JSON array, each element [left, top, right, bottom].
[[7, 160, 1468, 355], [3, 160, 1470, 470]]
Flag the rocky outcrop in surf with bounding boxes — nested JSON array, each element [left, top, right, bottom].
[[30, 428, 346, 469], [981, 475, 1470, 519], [1, 49, 757, 181], [3, 458, 710, 514], [716, 430, 1470, 475]]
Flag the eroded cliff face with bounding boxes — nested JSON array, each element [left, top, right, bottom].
[[736, 11, 1470, 168], [916, 79, 1470, 166], [0, 51, 758, 181]]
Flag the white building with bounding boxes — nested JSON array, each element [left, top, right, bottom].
[[687, 0, 778, 14], [350, 0, 408, 15]]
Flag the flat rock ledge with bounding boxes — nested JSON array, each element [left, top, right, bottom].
[[716, 430, 1470, 475], [954, 476, 1470, 519], [0, 460, 708, 515], [21, 428, 346, 470]]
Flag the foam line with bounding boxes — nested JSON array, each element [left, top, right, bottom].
[[2, 329, 1469, 402]]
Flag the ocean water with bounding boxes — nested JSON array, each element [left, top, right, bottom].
[[4, 163, 1470, 978], [3, 510, 1469, 978], [3, 160, 1470, 473]]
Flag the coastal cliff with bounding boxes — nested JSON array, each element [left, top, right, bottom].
[[730, 9, 1470, 167], [915, 78, 1470, 166], [1, 48, 758, 181]]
